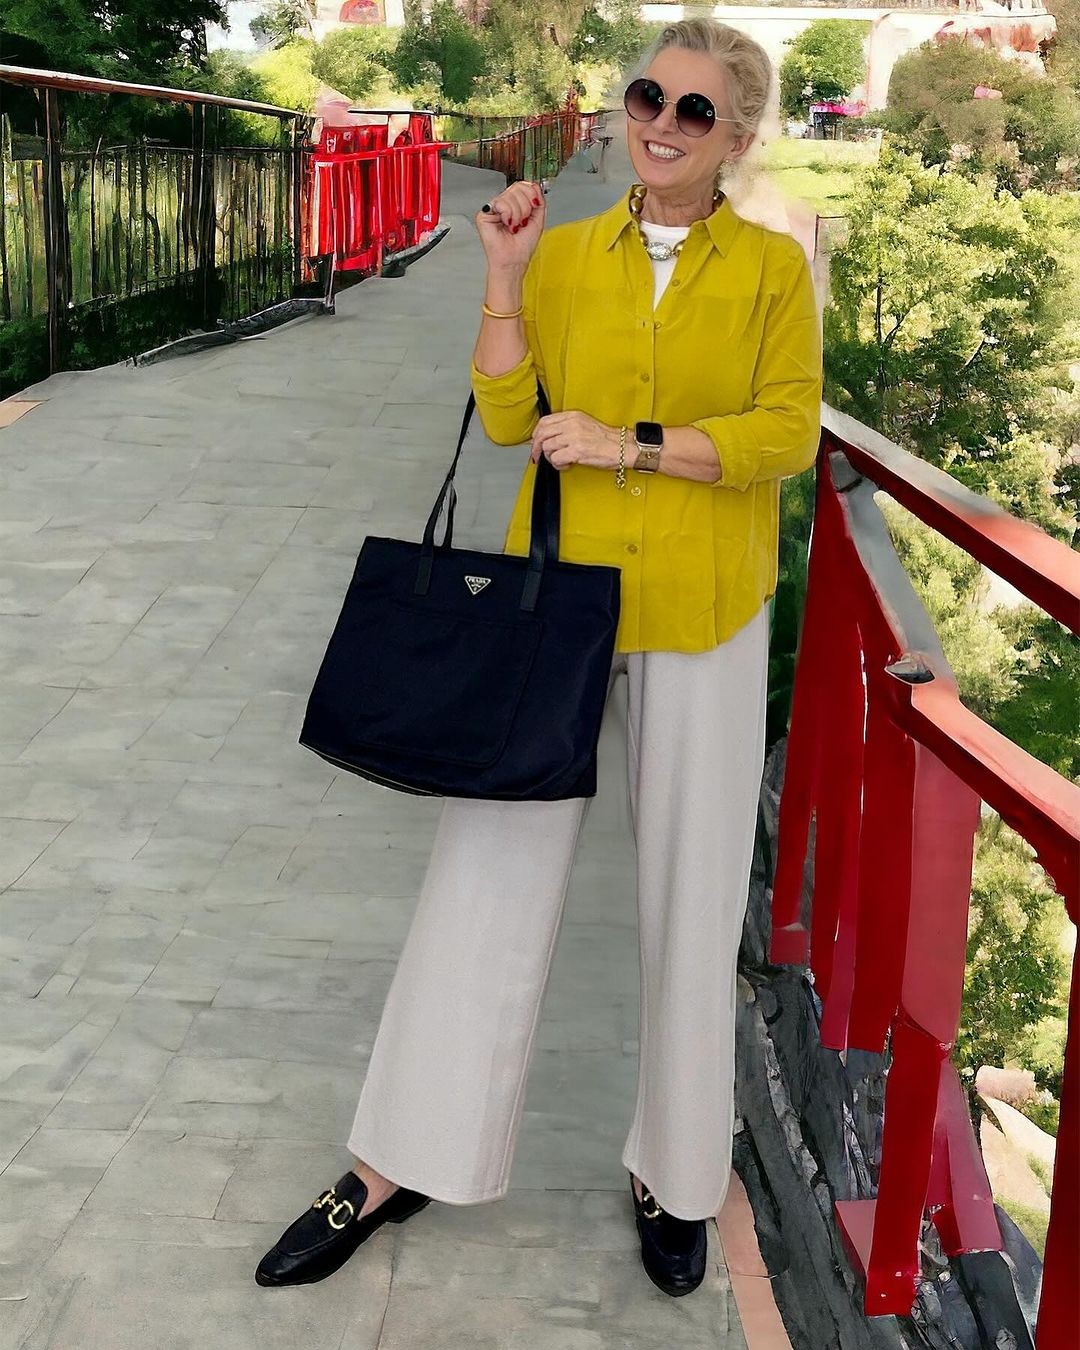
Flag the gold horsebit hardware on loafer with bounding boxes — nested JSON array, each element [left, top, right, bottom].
[[640, 1186, 663, 1220], [312, 1185, 356, 1230]]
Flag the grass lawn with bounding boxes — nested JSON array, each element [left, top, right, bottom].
[[762, 136, 880, 216]]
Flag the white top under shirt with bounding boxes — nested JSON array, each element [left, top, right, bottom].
[[637, 219, 691, 310]]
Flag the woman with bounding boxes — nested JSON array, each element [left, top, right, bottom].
[[256, 18, 822, 1298]]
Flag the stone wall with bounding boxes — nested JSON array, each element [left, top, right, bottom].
[[733, 737, 1044, 1349]]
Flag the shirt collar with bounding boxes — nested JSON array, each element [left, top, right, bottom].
[[599, 184, 741, 257]]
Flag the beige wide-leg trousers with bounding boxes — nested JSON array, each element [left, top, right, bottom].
[[347, 600, 769, 1221]]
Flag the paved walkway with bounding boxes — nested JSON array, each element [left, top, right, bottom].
[[0, 115, 819, 1349]]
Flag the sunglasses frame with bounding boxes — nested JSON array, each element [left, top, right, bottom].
[[623, 77, 739, 138]]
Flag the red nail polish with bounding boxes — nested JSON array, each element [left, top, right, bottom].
[[533, 197, 540, 206]]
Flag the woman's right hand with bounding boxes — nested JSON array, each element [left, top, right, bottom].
[[474, 180, 546, 270]]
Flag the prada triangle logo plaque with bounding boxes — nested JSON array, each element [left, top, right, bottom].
[[464, 575, 491, 596]]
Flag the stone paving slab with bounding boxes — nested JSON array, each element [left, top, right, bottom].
[[0, 121, 760, 1347]]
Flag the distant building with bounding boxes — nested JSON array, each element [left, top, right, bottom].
[[310, 0, 406, 34]]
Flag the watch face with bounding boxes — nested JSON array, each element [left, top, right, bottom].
[[635, 421, 663, 448]]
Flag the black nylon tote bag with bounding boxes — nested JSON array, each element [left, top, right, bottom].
[[298, 378, 622, 801]]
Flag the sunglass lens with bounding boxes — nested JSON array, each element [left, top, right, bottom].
[[676, 93, 716, 137], [624, 79, 662, 123]]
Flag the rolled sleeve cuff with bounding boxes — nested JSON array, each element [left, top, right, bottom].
[[691, 416, 759, 493], [470, 350, 538, 446]]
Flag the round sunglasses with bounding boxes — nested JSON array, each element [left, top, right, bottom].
[[623, 77, 737, 139]]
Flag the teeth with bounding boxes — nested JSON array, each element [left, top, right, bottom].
[[646, 141, 683, 159]]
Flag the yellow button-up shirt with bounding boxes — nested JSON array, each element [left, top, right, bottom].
[[469, 184, 823, 653]]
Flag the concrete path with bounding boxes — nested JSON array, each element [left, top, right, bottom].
[[0, 133, 757, 1347]]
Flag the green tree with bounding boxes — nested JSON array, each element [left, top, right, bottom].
[[173, 49, 284, 144], [1045, 0, 1080, 96], [881, 499, 1028, 716], [311, 26, 394, 102], [957, 814, 1069, 1079], [824, 145, 1080, 535], [875, 38, 1080, 195], [779, 19, 869, 118], [0, 0, 226, 80], [251, 0, 318, 48], [567, 0, 646, 68], [387, 0, 488, 105], [990, 608, 1080, 781], [473, 0, 575, 109], [252, 37, 319, 109]]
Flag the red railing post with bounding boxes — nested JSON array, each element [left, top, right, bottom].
[[1037, 941, 1079, 1350], [770, 420, 1079, 1336]]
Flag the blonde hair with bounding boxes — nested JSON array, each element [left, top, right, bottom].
[[645, 17, 772, 139], [622, 18, 777, 194]]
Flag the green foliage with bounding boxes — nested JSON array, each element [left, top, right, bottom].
[[173, 50, 284, 145], [1015, 1012, 1069, 1099], [876, 39, 1080, 196], [763, 137, 878, 215], [1046, 0, 1080, 95], [957, 815, 1069, 1081], [990, 609, 1080, 783], [311, 25, 395, 103], [470, 0, 579, 110], [251, 0, 318, 49], [1018, 1095, 1061, 1137], [0, 0, 226, 81], [251, 38, 319, 110], [779, 19, 869, 118], [1027, 1152, 1053, 1190], [387, 0, 488, 105], [0, 315, 49, 399], [767, 469, 815, 750], [567, 0, 649, 69], [824, 144, 1080, 537], [999, 1197, 1050, 1258], [880, 499, 1025, 713]]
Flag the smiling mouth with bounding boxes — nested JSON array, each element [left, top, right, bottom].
[[644, 140, 685, 161]]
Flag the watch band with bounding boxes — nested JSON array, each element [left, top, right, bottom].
[[633, 421, 663, 474], [633, 446, 661, 473]]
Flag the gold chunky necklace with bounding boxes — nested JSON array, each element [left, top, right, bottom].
[[628, 182, 725, 261]]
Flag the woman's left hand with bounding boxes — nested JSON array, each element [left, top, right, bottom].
[[530, 411, 620, 471]]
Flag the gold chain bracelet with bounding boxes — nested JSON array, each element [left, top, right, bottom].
[[615, 425, 627, 489], [481, 301, 524, 319]]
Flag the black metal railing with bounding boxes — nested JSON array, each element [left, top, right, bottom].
[[0, 65, 311, 395]]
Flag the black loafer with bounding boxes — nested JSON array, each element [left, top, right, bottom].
[[255, 1170, 431, 1287], [630, 1171, 708, 1297]]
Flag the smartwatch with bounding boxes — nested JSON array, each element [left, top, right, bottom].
[[633, 420, 663, 473]]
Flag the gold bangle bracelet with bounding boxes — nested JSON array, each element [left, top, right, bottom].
[[481, 302, 524, 319]]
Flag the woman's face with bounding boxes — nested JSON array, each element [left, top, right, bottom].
[[626, 47, 754, 200]]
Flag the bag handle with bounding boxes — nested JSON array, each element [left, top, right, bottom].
[[415, 377, 558, 613]]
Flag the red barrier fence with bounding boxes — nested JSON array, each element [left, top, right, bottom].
[[304, 111, 451, 278], [770, 407, 1079, 1345]]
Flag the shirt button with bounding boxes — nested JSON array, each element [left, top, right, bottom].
[[671, 279, 681, 287], [626, 543, 638, 554], [639, 372, 650, 383], [630, 485, 642, 497]]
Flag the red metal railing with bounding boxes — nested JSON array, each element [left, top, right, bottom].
[[770, 405, 1079, 1346], [304, 112, 451, 278], [436, 90, 600, 185]]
